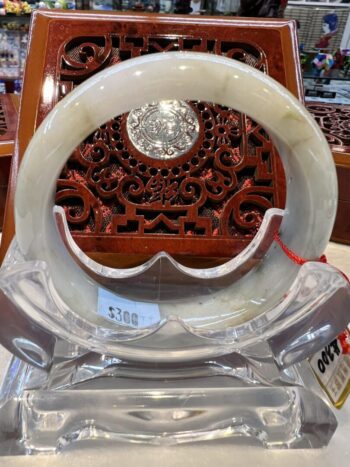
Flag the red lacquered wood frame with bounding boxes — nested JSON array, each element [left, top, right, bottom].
[[0, 11, 304, 266]]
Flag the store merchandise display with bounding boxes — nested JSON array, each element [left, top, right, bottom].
[[0, 29, 20, 77], [0, 15, 27, 94], [285, 2, 350, 52], [0, 11, 348, 455], [1, 1, 350, 95]]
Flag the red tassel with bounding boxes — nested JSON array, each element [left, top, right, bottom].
[[274, 231, 349, 284]]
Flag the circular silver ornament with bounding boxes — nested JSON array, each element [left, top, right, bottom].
[[126, 100, 200, 159]]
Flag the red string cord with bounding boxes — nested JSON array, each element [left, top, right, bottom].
[[273, 231, 350, 283], [274, 231, 350, 354]]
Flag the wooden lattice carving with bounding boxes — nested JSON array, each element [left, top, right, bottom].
[[0, 94, 18, 142], [55, 33, 285, 258], [306, 102, 350, 152]]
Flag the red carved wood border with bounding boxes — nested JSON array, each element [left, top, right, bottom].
[[0, 12, 303, 266]]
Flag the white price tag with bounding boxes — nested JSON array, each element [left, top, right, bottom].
[[97, 288, 160, 329]]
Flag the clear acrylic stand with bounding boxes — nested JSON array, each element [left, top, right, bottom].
[[0, 237, 348, 454], [0, 343, 339, 454]]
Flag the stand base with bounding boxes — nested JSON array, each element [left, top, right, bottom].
[[0, 349, 338, 455]]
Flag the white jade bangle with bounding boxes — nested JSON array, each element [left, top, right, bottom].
[[15, 52, 337, 329]]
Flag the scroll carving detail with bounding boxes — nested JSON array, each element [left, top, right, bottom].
[[306, 102, 350, 151], [55, 34, 284, 258]]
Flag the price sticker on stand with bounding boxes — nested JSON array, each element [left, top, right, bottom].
[[97, 288, 161, 329], [310, 327, 350, 408]]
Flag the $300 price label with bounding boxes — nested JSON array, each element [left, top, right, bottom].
[[107, 305, 140, 327], [97, 288, 161, 329]]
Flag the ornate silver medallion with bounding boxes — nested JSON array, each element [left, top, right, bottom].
[[126, 100, 200, 160]]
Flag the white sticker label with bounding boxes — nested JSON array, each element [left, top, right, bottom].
[[97, 288, 160, 329], [310, 338, 350, 402]]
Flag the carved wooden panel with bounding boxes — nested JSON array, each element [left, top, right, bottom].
[[1, 12, 304, 263], [306, 102, 350, 154], [332, 164, 350, 245], [306, 102, 350, 245], [0, 94, 18, 143], [56, 36, 279, 256]]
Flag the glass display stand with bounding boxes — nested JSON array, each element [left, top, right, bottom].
[[0, 225, 348, 454], [0, 342, 339, 454]]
